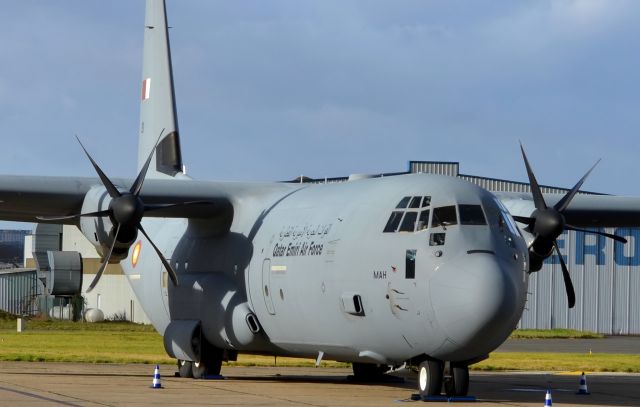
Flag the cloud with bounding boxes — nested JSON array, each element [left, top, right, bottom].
[[0, 1, 639, 195]]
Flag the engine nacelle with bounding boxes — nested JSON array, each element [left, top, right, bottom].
[[79, 186, 137, 262]]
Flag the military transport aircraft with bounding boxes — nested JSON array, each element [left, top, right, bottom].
[[2, 0, 640, 399]]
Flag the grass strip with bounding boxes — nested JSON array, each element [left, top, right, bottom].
[[0, 330, 172, 364], [0, 319, 155, 332], [2, 323, 635, 372], [509, 329, 603, 339], [473, 352, 640, 373]]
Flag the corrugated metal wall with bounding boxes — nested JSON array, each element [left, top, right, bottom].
[[408, 160, 640, 334], [0, 269, 40, 316], [517, 229, 640, 334]]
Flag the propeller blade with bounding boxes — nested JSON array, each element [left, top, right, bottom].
[[554, 159, 600, 213], [36, 209, 112, 222], [130, 128, 165, 197], [565, 225, 628, 244], [87, 224, 121, 293], [75, 136, 121, 199], [553, 240, 575, 308], [512, 215, 534, 225], [137, 224, 179, 286], [520, 143, 547, 211]]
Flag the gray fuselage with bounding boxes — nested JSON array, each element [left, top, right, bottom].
[[121, 173, 529, 365]]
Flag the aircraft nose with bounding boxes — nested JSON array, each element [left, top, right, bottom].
[[429, 253, 522, 361]]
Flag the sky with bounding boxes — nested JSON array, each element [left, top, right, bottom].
[[1, 0, 640, 229]]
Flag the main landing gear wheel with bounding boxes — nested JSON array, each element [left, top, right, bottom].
[[192, 345, 223, 379], [418, 359, 443, 399], [444, 365, 469, 397], [177, 360, 193, 378]]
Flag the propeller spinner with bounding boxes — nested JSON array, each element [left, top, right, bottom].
[[514, 144, 627, 308]]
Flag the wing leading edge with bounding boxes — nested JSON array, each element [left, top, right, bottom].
[[0, 175, 234, 225], [498, 192, 640, 228]]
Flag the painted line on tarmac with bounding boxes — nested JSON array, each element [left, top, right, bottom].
[[0, 384, 85, 407]]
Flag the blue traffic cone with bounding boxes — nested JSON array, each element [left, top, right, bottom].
[[576, 372, 590, 395], [151, 364, 162, 389], [544, 389, 552, 406]]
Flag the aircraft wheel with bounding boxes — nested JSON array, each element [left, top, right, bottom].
[[178, 360, 193, 378], [444, 365, 469, 397], [192, 344, 223, 379], [191, 361, 206, 379], [418, 359, 443, 399]]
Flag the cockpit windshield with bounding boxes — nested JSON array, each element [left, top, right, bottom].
[[459, 204, 487, 225], [432, 206, 457, 228], [384, 199, 490, 233]]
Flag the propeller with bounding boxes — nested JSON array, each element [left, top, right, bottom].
[[39, 130, 189, 292], [515, 144, 627, 308]]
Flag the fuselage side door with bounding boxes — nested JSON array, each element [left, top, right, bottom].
[[262, 258, 276, 315]]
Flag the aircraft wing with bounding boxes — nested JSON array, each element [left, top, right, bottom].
[[497, 192, 640, 228], [0, 175, 238, 225]]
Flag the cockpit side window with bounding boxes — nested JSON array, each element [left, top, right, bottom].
[[432, 206, 457, 228], [396, 197, 411, 209], [399, 212, 418, 232], [493, 198, 521, 237], [384, 211, 404, 233], [421, 196, 431, 207], [459, 204, 487, 225]]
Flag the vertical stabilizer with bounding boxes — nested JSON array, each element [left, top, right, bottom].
[[138, 0, 183, 178]]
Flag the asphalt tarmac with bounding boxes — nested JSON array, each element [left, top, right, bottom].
[[498, 335, 640, 354], [0, 362, 639, 406]]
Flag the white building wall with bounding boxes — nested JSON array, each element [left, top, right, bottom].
[[81, 274, 150, 324], [62, 225, 100, 257], [23, 235, 32, 268], [24, 226, 151, 324]]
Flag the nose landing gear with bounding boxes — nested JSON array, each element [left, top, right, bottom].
[[444, 363, 469, 397], [418, 359, 443, 398], [418, 359, 469, 399]]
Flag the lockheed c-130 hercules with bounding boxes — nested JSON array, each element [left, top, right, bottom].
[[2, 0, 640, 399]]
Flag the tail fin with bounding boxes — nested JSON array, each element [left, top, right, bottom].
[[138, 0, 183, 178]]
